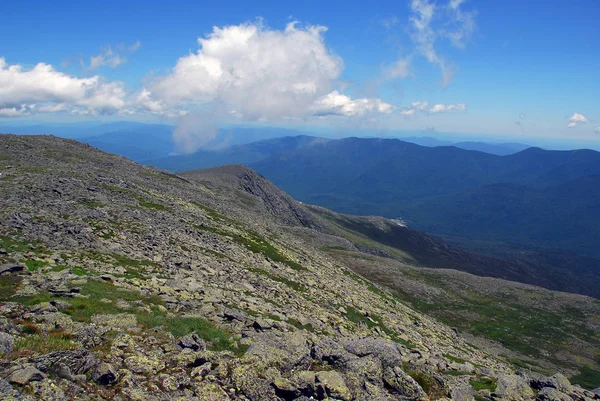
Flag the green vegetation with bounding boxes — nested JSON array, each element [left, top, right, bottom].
[[101, 183, 171, 212], [443, 370, 470, 376], [0, 235, 46, 255], [248, 268, 306, 292], [344, 306, 414, 348], [286, 318, 315, 332], [1, 278, 243, 355], [402, 364, 445, 398], [570, 367, 600, 390], [319, 246, 347, 251], [470, 377, 497, 392], [196, 223, 305, 270], [14, 331, 79, 354]]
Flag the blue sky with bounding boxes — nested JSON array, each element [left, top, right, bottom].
[[1, 0, 599, 148]]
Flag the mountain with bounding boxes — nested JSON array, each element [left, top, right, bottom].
[[242, 138, 600, 257], [1, 134, 599, 399], [450, 141, 531, 156]]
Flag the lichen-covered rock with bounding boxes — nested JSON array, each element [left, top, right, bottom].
[[0, 332, 15, 354], [31, 349, 95, 376], [28, 380, 68, 401], [91, 362, 118, 385], [536, 387, 572, 401], [495, 374, 535, 400], [316, 370, 353, 400], [9, 367, 45, 385], [382, 366, 428, 400], [124, 353, 166, 375], [344, 337, 403, 368], [178, 332, 206, 351], [194, 382, 229, 401], [312, 337, 356, 368]]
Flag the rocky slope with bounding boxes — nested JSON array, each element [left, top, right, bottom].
[[0, 134, 599, 401]]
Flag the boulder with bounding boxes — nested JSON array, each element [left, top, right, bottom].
[[382, 366, 428, 400], [91, 362, 118, 385], [495, 374, 535, 400], [9, 367, 45, 385], [31, 349, 95, 375], [91, 313, 138, 330], [178, 332, 207, 351], [312, 337, 356, 367], [316, 371, 352, 401], [0, 263, 25, 275], [343, 337, 403, 368], [536, 387, 571, 401], [0, 332, 15, 354]]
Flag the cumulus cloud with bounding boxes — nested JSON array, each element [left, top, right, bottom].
[[594, 126, 600, 134], [146, 22, 347, 120], [567, 112, 588, 127], [89, 41, 141, 71], [406, 0, 476, 87], [0, 57, 126, 117], [312, 91, 395, 117], [138, 21, 394, 152]]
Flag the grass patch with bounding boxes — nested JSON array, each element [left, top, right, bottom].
[[470, 377, 497, 392], [79, 200, 104, 208], [4, 279, 244, 355], [286, 318, 315, 332], [196, 224, 305, 271], [319, 246, 347, 251], [443, 370, 470, 376], [248, 268, 306, 292], [0, 235, 46, 255], [23, 260, 47, 271], [570, 367, 600, 390], [14, 331, 79, 354], [102, 184, 171, 212]]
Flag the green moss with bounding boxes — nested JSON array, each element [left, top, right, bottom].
[[570, 367, 600, 390], [79, 200, 104, 208], [470, 377, 497, 392], [443, 370, 470, 376], [286, 318, 315, 332], [196, 224, 306, 271], [101, 183, 171, 212], [23, 260, 47, 271]]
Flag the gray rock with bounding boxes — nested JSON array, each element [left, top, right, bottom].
[[312, 338, 356, 367], [0, 263, 25, 275], [178, 332, 207, 351], [91, 362, 118, 385], [382, 366, 428, 400], [450, 384, 475, 401], [344, 337, 403, 368], [536, 387, 571, 401], [495, 374, 534, 400], [0, 332, 15, 354], [9, 367, 45, 385], [315, 371, 352, 401], [31, 349, 95, 375]]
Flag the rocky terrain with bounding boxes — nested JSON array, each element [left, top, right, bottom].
[[0, 134, 599, 400]]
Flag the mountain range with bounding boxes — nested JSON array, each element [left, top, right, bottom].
[[1, 134, 599, 400]]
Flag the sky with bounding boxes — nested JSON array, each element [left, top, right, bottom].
[[1, 0, 599, 151]]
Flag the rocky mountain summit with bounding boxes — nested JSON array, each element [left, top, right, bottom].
[[0, 134, 599, 401]]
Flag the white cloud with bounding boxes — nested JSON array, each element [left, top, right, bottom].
[[428, 103, 466, 113], [398, 100, 465, 117], [519, 112, 526, 120], [567, 112, 588, 127], [312, 91, 395, 117], [594, 126, 600, 134], [412, 100, 429, 111], [445, 0, 476, 49], [384, 58, 411, 80], [406, 0, 476, 87], [146, 22, 350, 120], [88, 41, 141, 71], [0, 57, 126, 117]]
